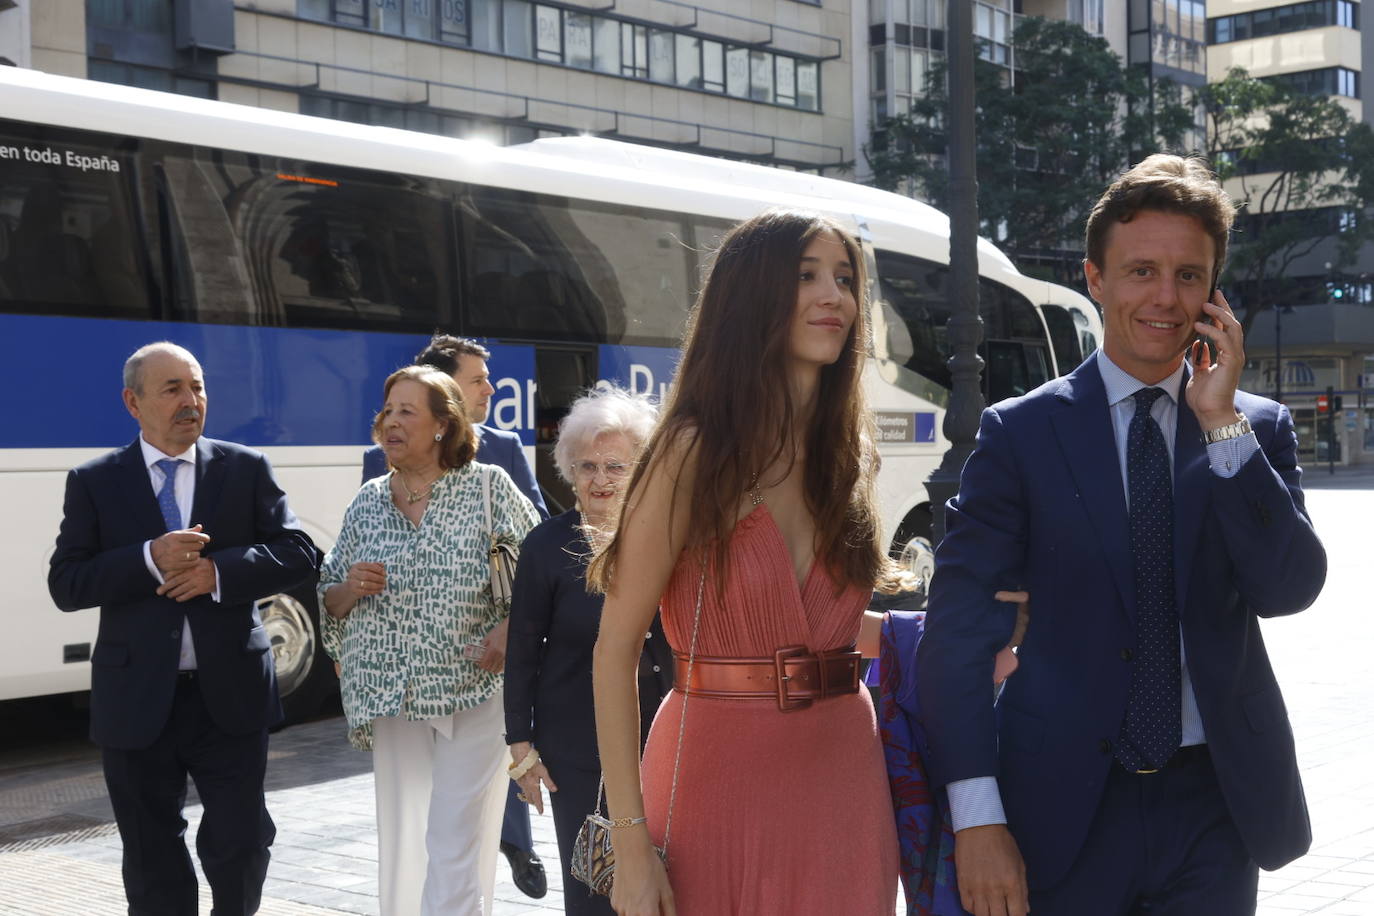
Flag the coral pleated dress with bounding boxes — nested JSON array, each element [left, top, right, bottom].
[[639, 505, 899, 914]]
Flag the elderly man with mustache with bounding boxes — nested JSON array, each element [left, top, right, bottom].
[[49, 341, 321, 915]]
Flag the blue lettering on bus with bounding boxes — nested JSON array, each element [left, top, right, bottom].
[[914, 411, 936, 444], [597, 345, 680, 403]]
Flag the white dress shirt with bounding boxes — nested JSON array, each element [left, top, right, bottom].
[[139, 437, 222, 670], [946, 350, 1262, 832]]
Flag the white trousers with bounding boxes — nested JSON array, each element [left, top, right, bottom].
[[371, 691, 509, 916]]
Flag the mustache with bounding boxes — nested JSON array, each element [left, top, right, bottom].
[[174, 408, 202, 422]]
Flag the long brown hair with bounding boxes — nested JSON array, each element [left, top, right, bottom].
[[588, 208, 904, 595]]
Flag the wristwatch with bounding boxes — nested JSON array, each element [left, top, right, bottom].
[[1201, 414, 1252, 445]]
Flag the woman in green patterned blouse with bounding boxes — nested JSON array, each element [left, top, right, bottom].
[[319, 365, 539, 916]]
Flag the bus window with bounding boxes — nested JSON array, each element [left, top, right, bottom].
[[1040, 303, 1083, 375], [873, 249, 953, 389], [876, 248, 1054, 396], [171, 151, 455, 330], [0, 125, 152, 318], [460, 188, 700, 346]]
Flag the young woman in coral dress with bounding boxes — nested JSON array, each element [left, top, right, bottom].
[[589, 209, 908, 916]]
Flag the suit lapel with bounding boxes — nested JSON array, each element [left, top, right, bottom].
[[119, 438, 171, 537], [190, 438, 225, 529], [1049, 361, 1137, 618], [1172, 380, 1210, 614]]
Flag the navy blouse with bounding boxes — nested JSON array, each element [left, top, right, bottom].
[[504, 510, 673, 769]]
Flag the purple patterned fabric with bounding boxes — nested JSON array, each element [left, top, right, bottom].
[[878, 611, 968, 916]]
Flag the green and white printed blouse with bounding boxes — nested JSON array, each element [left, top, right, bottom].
[[320, 461, 538, 750]]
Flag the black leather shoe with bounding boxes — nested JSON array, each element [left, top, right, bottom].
[[500, 841, 548, 899]]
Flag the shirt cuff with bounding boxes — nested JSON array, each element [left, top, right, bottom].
[[1207, 431, 1260, 478], [946, 776, 1007, 832], [143, 540, 165, 584], [211, 562, 221, 603]]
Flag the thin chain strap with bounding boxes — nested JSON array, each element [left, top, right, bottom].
[[591, 566, 706, 858], [661, 566, 706, 855]]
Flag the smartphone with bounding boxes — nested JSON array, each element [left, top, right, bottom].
[[1193, 280, 1219, 365], [462, 642, 487, 661]]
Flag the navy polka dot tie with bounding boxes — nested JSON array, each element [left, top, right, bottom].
[[154, 458, 184, 532], [1116, 387, 1182, 772]]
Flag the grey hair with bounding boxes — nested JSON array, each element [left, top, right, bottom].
[[553, 386, 659, 484], [123, 342, 200, 393]]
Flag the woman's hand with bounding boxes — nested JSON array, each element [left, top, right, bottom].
[[345, 561, 386, 600], [609, 831, 675, 916], [508, 741, 557, 815], [993, 590, 1029, 684], [478, 618, 508, 673]]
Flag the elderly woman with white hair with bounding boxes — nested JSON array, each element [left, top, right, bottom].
[[502, 386, 672, 916]]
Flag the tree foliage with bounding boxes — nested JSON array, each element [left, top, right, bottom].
[[1202, 67, 1374, 336], [865, 16, 1192, 286]]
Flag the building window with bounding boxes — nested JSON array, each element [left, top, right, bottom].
[[297, 0, 823, 111], [88, 59, 215, 98], [87, 0, 173, 32], [301, 91, 568, 143], [973, 1, 1009, 66], [1262, 66, 1360, 99], [1209, 0, 1358, 44]]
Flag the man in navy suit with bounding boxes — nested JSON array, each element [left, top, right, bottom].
[[49, 342, 321, 915], [362, 334, 550, 899], [918, 156, 1326, 915]]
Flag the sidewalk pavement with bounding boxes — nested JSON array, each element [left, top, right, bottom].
[[0, 715, 566, 915]]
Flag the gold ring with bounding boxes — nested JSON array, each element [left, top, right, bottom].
[[517, 792, 530, 803], [185, 551, 192, 561]]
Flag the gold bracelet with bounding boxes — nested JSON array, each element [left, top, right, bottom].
[[591, 813, 648, 828], [507, 748, 540, 780]]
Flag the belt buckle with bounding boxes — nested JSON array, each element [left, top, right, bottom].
[[814, 648, 861, 699], [773, 645, 812, 712]]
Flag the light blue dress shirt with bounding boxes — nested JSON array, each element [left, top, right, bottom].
[[946, 350, 1261, 832]]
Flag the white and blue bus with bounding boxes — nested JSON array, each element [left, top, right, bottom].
[[0, 67, 1101, 720]]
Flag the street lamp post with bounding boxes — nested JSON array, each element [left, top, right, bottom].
[[1274, 301, 1283, 404], [926, 0, 985, 548]]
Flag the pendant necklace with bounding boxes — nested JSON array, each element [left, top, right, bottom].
[[399, 469, 443, 504]]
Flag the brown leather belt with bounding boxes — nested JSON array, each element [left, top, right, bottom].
[[672, 645, 863, 712]]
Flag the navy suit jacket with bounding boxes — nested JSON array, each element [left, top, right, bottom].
[[49, 437, 322, 750], [362, 424, 548, 520], [916, 357, 1326, 887]]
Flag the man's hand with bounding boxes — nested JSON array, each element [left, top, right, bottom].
[[1186, 288, 1247, 431], [955, 824, 1029, 916], [478, 618, 509, 673], [156, 557, 216, 602], [993, 590, 1030, 684], [151, 525, 211, 576]]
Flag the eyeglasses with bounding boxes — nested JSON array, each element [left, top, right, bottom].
[[574, 460, 632, 479]]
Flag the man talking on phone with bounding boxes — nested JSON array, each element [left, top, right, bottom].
[[918, 154, 1326, 915]]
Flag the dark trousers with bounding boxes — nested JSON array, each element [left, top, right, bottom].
[[102, 675, 275, 916], [500, 778, 534, 851], [1029, 747, 1258, 915], [545, 755, 615, 916]]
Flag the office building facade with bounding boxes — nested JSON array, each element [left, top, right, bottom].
[[1, 0, 859, 173], [1208, 0, 1374, 465]]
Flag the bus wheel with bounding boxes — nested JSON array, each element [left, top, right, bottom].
[[897, 536, 935, 600], [257, 586, 337, 725]]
